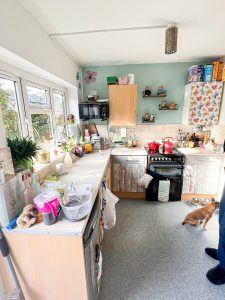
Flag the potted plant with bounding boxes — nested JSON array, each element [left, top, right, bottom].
[[7, 137, 39, 172]]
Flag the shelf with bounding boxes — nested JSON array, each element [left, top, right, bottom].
[[142, 95, 167, 98], [158, 108, 178, 111]]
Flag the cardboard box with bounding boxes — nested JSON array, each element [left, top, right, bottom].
[[197, 65, 204, 82], [212, 61, 219, 81], [217, 62, 224, 81], [222, 64, 225, 81], [203, 65, 213, 82]]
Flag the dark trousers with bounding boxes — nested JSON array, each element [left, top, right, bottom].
[[218, 187, 225, 270]]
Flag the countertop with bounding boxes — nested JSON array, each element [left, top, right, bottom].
[[5, 149, 111, 237], [178, 147, 225, 156], [4, 146, 224, 237], [111, 147, 147, 156]]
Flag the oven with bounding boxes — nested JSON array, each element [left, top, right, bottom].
[[145, 159, 184, 201]]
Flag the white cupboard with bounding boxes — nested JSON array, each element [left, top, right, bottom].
[[219, 87, 225, 125], [182, 155, 224, 195], [182, 82, 223, 125]]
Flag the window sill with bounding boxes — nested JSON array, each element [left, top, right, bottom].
[[33, 153, 65, 179]]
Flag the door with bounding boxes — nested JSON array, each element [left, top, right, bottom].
[[109, 84, 137, 127], [112, 156, 147, 192]]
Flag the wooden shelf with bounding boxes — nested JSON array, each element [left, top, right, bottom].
[[159, 108, 178, 111], [142, 95, 167, 98]]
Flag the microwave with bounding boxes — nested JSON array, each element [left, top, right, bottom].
[[79, 102, 109, 121]]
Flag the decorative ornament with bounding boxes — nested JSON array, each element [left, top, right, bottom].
[[84, 70, 97, 84]]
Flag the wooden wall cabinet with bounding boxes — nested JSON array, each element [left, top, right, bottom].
[[109, 84, 137, 127]]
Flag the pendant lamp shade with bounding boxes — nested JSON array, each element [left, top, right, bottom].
[[165, 24, 178, 54]]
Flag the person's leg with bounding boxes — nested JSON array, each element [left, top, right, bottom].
[[206, 188, 225, 284]]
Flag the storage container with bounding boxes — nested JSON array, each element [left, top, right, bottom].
[[107, 76, 118, 85], [118, 76, 128, 85]]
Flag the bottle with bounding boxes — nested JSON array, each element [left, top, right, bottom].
[[64, 147, 73, 170], [0, 163, 5, 184], [31, 173, 41, 196], [23, 172, 35, 205]]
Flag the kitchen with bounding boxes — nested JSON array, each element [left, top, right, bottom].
[[1, 1, 225, 300]]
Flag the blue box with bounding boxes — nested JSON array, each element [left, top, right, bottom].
[[203, 65, 213, 82]]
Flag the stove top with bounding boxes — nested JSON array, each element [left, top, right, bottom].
[[145, 147, 185, 163]]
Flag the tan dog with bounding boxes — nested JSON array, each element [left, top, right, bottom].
[[182, 202, 219, 229]]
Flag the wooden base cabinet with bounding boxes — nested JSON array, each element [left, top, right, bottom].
[[112, 156, 146, 198], [3, 233, 88, 300]]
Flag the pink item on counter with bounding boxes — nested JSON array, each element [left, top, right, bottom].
[[34, 190, 60, 217]]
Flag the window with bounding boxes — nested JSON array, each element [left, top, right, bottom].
[[52, 91, 66, 141], [31, 114, 53, 148], [0, 69, 70, 157], [27, 84, 49, 106], [0, 77, 21, 138]]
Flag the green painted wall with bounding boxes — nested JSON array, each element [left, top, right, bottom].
[[82, 62, 201, 125]]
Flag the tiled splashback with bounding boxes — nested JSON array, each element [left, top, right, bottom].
[[96, 124, 225, 147]]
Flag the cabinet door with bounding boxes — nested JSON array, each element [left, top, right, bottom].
[[188, 82, 223, 125], [182, 164, 221, 194], [219, 85, 225, 125], [112, 156, 146, 192], [109, 85, 137, 127]]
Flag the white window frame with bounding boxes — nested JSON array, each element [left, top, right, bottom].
[[0, 72, 29, 138], [26, 80, 51, 109], [0, 67, 70, 147], [51, 89, 68, 138]]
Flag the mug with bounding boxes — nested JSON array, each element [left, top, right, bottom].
[[56, 163, 66, 175]]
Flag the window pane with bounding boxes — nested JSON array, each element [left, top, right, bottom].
[[27, 85, 48, 105], [0, 77, 21, 139], [31, 114, 52, 146], [53, 92, 65, 141]]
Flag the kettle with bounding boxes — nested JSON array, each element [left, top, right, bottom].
[[162, 137, 174, 152]]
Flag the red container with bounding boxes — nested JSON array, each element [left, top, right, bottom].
[[147, 141, 160, 151], [162, 137, 174, 152]]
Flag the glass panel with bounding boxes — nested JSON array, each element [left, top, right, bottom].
[[0, 77, 21, 138], [52, 92, 66, 141], [31, 114, 52, 147], [27, 85, 48, 105]]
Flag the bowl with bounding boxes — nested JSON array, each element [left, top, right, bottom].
[[61, 191, 92, 221]]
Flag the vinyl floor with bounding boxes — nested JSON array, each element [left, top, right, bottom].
[[99, 199, 225, 300]]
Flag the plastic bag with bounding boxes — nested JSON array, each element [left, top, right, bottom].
[[102, 188, 119, 229]]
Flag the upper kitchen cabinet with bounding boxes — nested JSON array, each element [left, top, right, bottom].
[[182, 82, 223, 125], [109, 84, 137, 127], [219, 87, 225, 125]]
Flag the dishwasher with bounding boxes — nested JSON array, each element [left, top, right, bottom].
[[84, 193, 102, 300]]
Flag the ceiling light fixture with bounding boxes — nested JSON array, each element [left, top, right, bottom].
[[165, 23, 178, 55], [49, 23, 178, 55]]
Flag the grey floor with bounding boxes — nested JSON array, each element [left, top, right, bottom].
[[99, 199, 225, 300]]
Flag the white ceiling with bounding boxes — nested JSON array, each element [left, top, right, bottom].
[[19, 0, 225, 66]]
